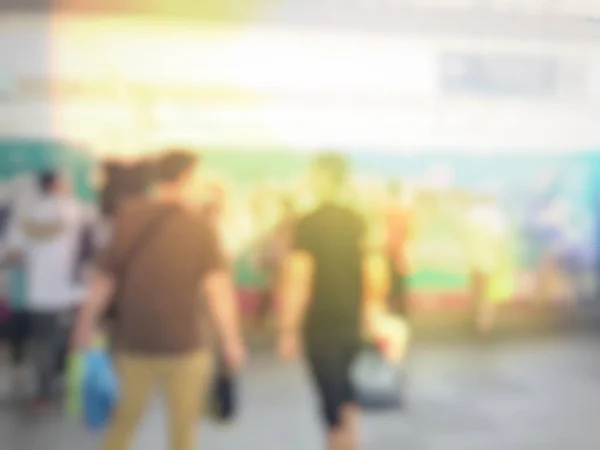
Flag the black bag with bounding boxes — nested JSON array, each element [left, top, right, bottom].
[[105, 207, 175, 320], [350, 343, 405, 410], [208, 353, 237, 422]]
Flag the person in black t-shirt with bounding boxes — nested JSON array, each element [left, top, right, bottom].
[[278, 152, 389, 450]]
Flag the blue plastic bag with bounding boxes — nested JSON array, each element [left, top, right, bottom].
[[83, 349, 118, 431], [68, 340, 118, 432]]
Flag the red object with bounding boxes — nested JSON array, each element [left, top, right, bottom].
[[0, 300, 11, 324]]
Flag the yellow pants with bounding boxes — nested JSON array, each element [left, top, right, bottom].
[[103, 350, 212, 450]]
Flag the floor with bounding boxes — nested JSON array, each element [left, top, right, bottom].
[[1, 332, 600, 449]]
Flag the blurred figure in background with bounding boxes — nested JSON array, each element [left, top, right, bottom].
[[3, 171, 89, 411], [201, 181, 250, 265], [256, 195, 297, 327], [467, 193, 516, 337], [0, 178, 32, 393], [72, 150, 245, 450], [523, 171, 572, 303], [99, 160, 155, 220], [383, 181, 413, 318], [279, 152, 388, 450]]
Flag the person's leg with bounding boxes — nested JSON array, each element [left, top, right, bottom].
[[160, 351, 212, 450], [8, 311, 30, 383], [103, 354, 157, 450], [305, 338, 361, 450], [30, 312, 63, 405], [334, 340, 362, 450], [336, 403, 360, 450], [51, 308, 79, 397], [54, 308, 78, 377]]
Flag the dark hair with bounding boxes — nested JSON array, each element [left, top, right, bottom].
[[156, 150, 198, 183], [100, 159, 159, 217], [313, 152, 350, 187], [38, 171, 59, 194]]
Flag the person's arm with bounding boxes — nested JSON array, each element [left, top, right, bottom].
[[71, 209, 124, 350], [202, 270, 243, 349], [71, 268, 115, 350], [278, 249, 314, 335], [362, 250, 391, 335], [276, 249, 313, 361], [276, 216, 315, 361], [198, 222, 245, 371], [277, 215, 315, 334], [0, 211, 25, 268]]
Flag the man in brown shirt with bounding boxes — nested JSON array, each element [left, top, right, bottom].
[[72, 150, 245, 450]]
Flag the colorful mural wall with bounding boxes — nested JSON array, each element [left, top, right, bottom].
[[200, 150, 600, 311], [0, 141, 598, 312]]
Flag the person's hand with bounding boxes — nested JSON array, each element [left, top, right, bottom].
[[278, 330, 301, 362], [70, 321, 93, 352], [223, 339, 246, 373], [375, 315, 410, 365]]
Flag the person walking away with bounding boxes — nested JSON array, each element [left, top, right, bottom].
[[4, 171, 89, 411], [0, 201, 30, 392], [72, 150, 245, 450], [278, 153, 389, 450]]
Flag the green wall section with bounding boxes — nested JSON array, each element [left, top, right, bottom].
[[202, 150, 309, 185], [0, 139, 96, 203]]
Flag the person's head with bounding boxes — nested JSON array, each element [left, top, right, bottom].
[[155, 149, 200, 205], [310, 151, 350, 201], [37, 171, 65, 196]]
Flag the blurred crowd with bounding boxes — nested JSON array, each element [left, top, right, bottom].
[[0, 148, 588, 450]]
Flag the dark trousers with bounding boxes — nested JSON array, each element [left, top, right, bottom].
[[30, 308, 77, 400], [304, 333, 361, 429], [8, 311, 31, 365]]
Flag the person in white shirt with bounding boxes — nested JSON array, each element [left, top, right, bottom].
[[4, 171, 90, 410]]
